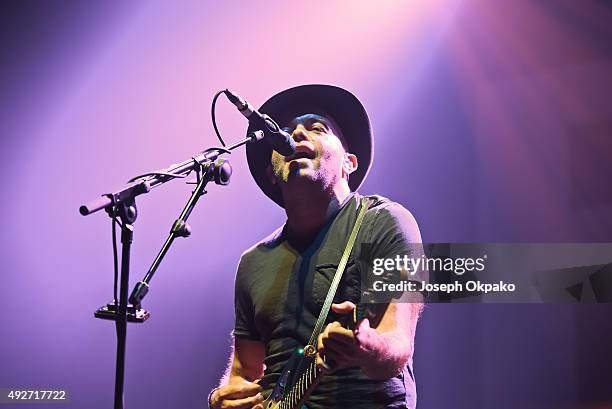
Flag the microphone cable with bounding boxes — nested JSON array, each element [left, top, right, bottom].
[[211, 89, 231, 148]]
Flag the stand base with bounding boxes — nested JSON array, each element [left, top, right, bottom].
[[94, 302, 150, 323]]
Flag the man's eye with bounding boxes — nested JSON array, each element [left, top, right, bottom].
[[282, 127, 293, 134], [311, 126, 327, 133]]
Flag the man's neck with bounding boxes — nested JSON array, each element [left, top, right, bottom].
[[282, 182, 352, 240]]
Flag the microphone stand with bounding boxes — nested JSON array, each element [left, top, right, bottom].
[[80, 131, 262, 409]]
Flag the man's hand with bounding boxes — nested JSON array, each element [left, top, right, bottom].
[[209, 379, 264, 409], [315, 301, 377, 373], [316, 300, 419, 379]]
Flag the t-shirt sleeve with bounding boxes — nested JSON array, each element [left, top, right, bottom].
[[363, 201, 427, 302], [370, 202, 424, 261], [233, 256, 261, 340]]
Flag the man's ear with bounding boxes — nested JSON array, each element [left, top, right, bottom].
[[342, 153, 358, 178], [266, 164, 278, 185]]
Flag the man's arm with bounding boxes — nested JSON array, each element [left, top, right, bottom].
[[209, 336, 266, 409], [316, 299, 423, 380], [357, 300, 423, 379], [350, 200, 424, 379]]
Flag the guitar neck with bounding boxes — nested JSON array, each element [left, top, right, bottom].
[[278, 359, 320, 409]]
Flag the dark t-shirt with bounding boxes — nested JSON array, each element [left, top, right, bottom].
[[234, 193, 423, 409]]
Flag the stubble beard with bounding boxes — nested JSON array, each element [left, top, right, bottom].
[[278, 157, 343, 196]]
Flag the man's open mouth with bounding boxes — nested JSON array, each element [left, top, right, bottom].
[[286, 145, 316, 161]]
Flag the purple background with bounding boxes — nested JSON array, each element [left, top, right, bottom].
[[1, 1, 611, 408]]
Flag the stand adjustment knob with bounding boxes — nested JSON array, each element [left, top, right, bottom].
[[171, 220, 191, 237]]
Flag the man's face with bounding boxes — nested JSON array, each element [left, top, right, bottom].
[[268, 113, 357, 191]]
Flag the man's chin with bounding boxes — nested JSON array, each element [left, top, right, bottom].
[[278, 167, 320, 187]]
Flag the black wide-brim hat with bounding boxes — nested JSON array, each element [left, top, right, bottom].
[[246, 84, 373, 207]]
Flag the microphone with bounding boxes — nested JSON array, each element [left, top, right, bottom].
[[224, 89, 296, 156]]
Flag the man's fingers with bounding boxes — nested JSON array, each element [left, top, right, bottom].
[[323, 322, 335, 335], [317, 332, 355, 372], [217, 382, 262, 400], [317, 332, 324, 353], [324, 336, 354, 353], [319, 324, 355, 353], [327, 327, 355, 344], [317, 323, 334, 351], [322, 339, 354, 363], [223, 393, 264, 409], [316, 352, 333, 374], [331, 301, 356, 314]]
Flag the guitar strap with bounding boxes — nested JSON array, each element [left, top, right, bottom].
[[304, 196, 371, 354]]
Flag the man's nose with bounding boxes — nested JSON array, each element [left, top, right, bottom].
[[291, 125, 310, 142]]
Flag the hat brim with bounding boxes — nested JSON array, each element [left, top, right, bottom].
[[246, 84, 373, 207]]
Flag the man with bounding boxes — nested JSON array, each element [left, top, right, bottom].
[[209, 84, 424, 409]]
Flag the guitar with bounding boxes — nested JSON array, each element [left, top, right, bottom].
[[261, 302, 387, 409]]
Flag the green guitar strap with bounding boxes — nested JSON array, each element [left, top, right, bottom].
[[304, 196, 371, 354]]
